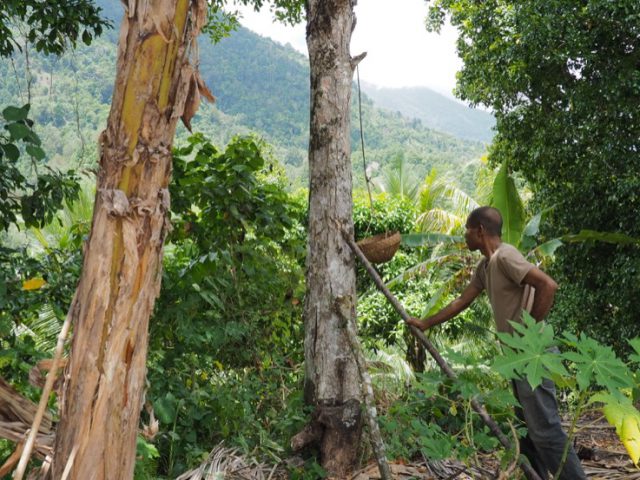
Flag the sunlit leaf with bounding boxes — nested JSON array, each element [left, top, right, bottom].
[[596, 395, 640, 467], [490, 160, 525, 247], [22, 277, 47, 290]]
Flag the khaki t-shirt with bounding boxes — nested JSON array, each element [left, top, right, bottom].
[[470, 243, 535, 333]]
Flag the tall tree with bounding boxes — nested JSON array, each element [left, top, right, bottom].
[[50, 1, 211, 477], [302, 0, 364, 475]]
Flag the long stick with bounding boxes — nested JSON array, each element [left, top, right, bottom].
[[336, 297, 392, 480], [14, 310, 73, 480], [342, 230, 542, 480]]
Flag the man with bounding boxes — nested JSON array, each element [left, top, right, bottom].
[[407, 206, 586, 480]]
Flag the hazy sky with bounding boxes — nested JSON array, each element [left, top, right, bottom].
[[235, 0, 462, 97]]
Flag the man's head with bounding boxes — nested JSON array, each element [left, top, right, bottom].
[[464, 206, 502, 251]]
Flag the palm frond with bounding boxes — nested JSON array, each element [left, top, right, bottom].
[[21, 304, 62, 354], [376, 152, 422, 203], [175, 443, 273, 480], [27, 184, 95, 252], [385, 253, 463, 289], [416, 208, 464, 234]]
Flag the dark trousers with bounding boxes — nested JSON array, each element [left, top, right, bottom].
[[513, 378, 586, 479]]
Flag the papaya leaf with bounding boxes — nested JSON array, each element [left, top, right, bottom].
[[492, 313, 566, 389], [594, 394, 640, 467], [561, 332, 633, 394]]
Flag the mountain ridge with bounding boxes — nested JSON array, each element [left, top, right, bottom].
[[360, 82, 495, 142], [1, 1, 488, 189]]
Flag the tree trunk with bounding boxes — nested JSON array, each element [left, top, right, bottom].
[[303, 0, 364, 476], [51, 1, 209, 478]]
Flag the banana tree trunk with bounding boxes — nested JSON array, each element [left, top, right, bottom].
[[302, 0, 365, 476], [51, 1, 209, 478]]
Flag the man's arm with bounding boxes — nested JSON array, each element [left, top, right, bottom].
[[407, 283, 482, 331], [522, 267, 558, 321]]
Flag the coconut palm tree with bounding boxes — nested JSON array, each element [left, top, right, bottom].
[[416, 168, 480, 235], [373, 152, 422, 203]]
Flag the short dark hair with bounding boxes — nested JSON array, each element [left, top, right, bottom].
[[467, 206, 502, 237]]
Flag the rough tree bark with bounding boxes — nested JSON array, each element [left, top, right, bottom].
[[50, 0, 211, 478], [302, 0, 366, 476]]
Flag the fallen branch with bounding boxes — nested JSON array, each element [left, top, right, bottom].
[[341, 228, 542, 480], [0, 441, 24, 478], [0, 378, 52, 432]]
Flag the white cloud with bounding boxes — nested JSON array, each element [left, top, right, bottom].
[[233, 0, 461, 96]]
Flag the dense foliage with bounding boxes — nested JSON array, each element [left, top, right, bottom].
[[428, 0, 640, 352], [0, 0, 110, 57], [0, 104, 80, 232], [146, 134, 308, 476]]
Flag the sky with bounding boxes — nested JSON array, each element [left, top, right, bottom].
[[235, 0, 462, 97]]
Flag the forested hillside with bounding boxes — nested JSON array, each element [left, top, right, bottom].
[[361, 83, 495, 142], [0, 0, 486, 187]]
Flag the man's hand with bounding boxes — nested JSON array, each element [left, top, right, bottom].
[[406, 284, 481, 333], [406, 317, 430, 331]]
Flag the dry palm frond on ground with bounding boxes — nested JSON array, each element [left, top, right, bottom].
[[176, 443, 280, 480]]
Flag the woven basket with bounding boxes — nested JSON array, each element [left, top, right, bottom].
[[356, 231, 401, 264]]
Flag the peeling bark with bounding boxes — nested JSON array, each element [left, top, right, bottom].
[[50, 1, 210, 478], [303, 0, 364, 476]]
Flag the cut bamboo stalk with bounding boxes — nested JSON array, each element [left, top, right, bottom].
[[341, 229, 542, 480]]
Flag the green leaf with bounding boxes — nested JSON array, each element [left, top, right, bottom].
[[2, 105, 29, 121], [492, 313, 566, 389], [532, 238, 563, 258], [153, 394, 177, 424], [26, 144, 46, 160], [522, 212, 542, 237], [561, 332, 633, 393], [1, 143, 20, 161], [629, 338, 640, 364], [562, 230, 640, 246], [82, 30, 92, 45], [401, 232, 464, 248], [490, 160, 525, 247], [6, 123, 32, 140]]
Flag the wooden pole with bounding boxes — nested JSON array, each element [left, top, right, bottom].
[[14, 308, 73, 480], [335, 296, 392, 480], [341, 229, 542, 480]]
